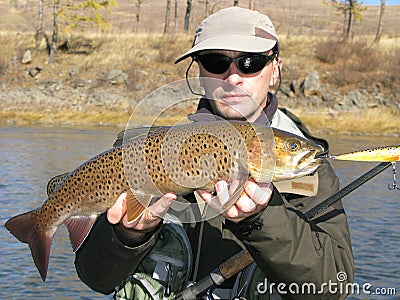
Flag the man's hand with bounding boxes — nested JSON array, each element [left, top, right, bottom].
[[107, 192, 177, 232], [197, 179, 272, 223]]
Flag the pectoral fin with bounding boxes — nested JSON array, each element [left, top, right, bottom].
[[126, 191, 152, 223]]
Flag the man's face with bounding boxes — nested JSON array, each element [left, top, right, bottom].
[[197, 50, 276, 122]]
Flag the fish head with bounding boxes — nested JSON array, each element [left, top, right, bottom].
[[246, 127, 324, 182], [271, 129, 324, 181]]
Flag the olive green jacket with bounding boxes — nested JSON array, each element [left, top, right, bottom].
[[75, 106, 354, 299]]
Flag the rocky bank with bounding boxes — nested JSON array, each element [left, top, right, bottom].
[[1, 50, 399, 126]]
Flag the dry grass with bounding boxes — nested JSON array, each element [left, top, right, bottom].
[[295, 108, 400, 136], [0, 25, 399, 135], [2, 106, 398, 136], [0, 111, 130, 126], [0, 103, 198, 127]]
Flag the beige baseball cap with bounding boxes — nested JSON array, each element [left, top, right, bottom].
[[175, 7, 279, 64]]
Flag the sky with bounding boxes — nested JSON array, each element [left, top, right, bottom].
[[362, 0, 399, 5]]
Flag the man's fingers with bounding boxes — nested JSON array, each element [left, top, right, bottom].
[[121, 193, 177, 229], [215, 181, 230, 206], [244, 181, 272, 206], [196, 190, 213, 202], [146, 193, 177, 219], [234, 193, 256, 213], [107, 192, 127, 224]]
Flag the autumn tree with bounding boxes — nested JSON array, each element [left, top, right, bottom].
[[47, 0, 116, 64], [324, 0, 365, 39]]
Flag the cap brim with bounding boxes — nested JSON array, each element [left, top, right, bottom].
[[174, 34, 277, 64]]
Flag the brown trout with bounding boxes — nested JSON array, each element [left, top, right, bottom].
[[5, 121, 323, 281]]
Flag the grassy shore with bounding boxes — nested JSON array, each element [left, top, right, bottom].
[[1, 107, 399, 137]]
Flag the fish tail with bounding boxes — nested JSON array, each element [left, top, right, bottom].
[[5, 210, 53, 281]]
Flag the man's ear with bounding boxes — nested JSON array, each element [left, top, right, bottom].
[[270, 57, 282, 86]]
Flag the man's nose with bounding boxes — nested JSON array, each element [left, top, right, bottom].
[[224, 62, 243, 85]]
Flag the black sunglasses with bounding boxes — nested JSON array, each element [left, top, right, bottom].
[[195, 52, 276, 75]]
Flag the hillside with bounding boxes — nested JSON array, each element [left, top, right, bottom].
[[1, 0, 400, 36], [0, 0, 399, 135]]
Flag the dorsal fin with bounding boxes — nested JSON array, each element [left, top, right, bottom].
[[46, 172, 69, 196], [113, 126, 165, 147]]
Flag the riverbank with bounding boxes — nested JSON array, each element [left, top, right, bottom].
[[1, 33, 399, 136], [1, 106, 399, 137]]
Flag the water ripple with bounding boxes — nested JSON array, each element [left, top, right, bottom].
[[0, 127, 398, 299]]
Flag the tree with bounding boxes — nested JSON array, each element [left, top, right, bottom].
[[35, 0, 44, 49], [324, 0, 365, 39], [205, 0, 209, 17], [61, 0, 116, 31], [184, 0, 192, 33], [47, 0, 116, 64], [249, 0, 255, 10], [131, 0, 145, 33], [174, 0, 178, 32], [374, 0, 385, 42], [164, 0, 171, 33], [49, 0, 59, 64]]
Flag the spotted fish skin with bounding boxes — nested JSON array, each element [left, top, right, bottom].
[[5, 121, 323, 281], [331, 145, 400, 162]]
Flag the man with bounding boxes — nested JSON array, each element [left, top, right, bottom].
[[75, 7, 354, 299]]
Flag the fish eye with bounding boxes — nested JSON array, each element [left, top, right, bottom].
[[285, 139, 301, 152]]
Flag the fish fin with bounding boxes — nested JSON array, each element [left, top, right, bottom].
[[46, 172, 69, 196], [64, 215, 98, 252], [113, 126, 164, 147], [126, 191, 151, 224], [221, 185, 245, 210], [5, 210, 54, 281]]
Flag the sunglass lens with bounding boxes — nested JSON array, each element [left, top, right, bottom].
[[237, 55, 268, 74], [197, 54, 231, 74]]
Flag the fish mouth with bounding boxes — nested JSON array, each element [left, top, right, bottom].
[[272, 150, 323, 181], [294, 148, 322, 169], [294, 158, 322, 176], [292, 147, 324, 176]]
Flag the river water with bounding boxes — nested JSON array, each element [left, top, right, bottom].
[[0, 125, 398, 299]]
